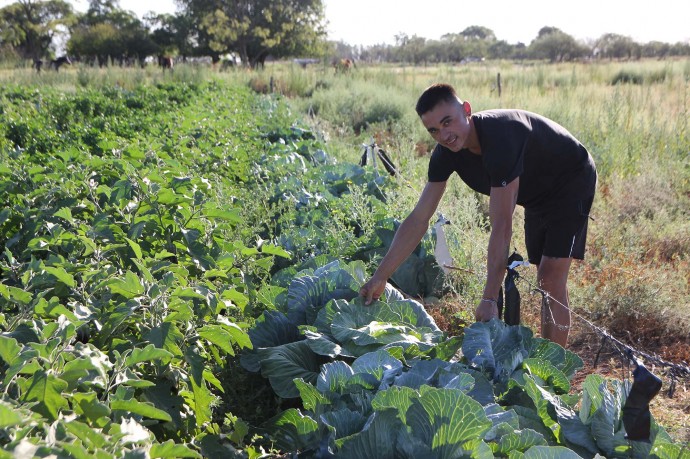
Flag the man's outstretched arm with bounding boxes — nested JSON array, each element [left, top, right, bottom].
[[360, 181, 447, 304]]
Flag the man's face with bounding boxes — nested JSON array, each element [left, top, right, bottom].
[[420, 99, 471, 153]]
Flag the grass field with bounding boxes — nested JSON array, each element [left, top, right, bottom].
[[1, 57, 689, 445]]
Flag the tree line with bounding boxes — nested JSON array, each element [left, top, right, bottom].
[[1, 0, 688, 69]]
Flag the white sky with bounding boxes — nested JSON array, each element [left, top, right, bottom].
[[3, 0, 689, 46]]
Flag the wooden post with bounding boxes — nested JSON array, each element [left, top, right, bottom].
[[497, 72, 502, 98]]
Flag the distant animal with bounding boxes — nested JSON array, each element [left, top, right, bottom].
[[33, 59, 44, 73], [50, 56, 71, 72], [158, 55, 174, 71], [333, 58, 354, 73]]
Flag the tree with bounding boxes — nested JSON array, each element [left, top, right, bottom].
[[641, 41, 671, 59], [594, 33, 637, 60], [529, 27, 588, 62], [0, 0, 74, 61], [461, 25, 496, 42], [488, 40, 514, 60], [439, 33, 469, 62], [177, 0, 327, 67], [148, 12, 195, 59], [68, 0, 156, 66]]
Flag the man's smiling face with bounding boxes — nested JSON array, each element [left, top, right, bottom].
[[420, 98, 471, 152]]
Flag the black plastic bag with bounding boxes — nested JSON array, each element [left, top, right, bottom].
[[622, 362, 663, 442], [498, 252, 522, 326]]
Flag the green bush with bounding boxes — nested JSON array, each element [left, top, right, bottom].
[[611, 70, 644, 85], [307, 82, 411, 133]]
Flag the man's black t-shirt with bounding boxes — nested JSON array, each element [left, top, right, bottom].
[[427, 109, 597, 212]]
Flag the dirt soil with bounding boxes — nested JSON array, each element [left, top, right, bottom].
[[426, 298, 690, 444]]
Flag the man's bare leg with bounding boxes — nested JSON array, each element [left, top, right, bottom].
[[537, 256, 572, 347]]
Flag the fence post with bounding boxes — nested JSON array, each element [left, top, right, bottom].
[[497, 72, 502, 98]]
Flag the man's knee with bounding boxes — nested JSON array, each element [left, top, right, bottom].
[[537, 256, 572, 290]]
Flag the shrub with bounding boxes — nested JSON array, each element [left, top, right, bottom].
[[611, 70, 644, 85], [307, 82, 410, 133]]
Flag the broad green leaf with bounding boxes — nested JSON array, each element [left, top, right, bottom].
[[0, 402, 23, 428], [221, 288, 249, 310], [650, 441, 690, 459], [371, 385, 417, 425], [61, 358, 101, 389], [198, 324, 251, 356], [143, 380, 185, 428], [493, 428, 548, 455], [321, 409, 368, 441], [261, 243, 291, 258], [145, 322, 184, 357], [409, 386, 493, 454], [0, 336, 21, 366], [263, 408, 320, 453], [522, 445, 584, 458], [156, 188, 188, 205], [19, 370, 69, 421], [528, 338, 583, 379], [521, 375, 598, 456], [351, 349, 403, 383], [256, 340, 323, 398], [295, 378, 331, 412], [110, 399, 173, 421], [125, 237, 143, 259], [108, 271, 144, 299], [523, 358, 571, 394], [54, 207, 75, 225], [117, 417, 152, 444], [240, 310, 301, 373], [204, 207, 242, 224], [150, 440, 202, 458], [288, 260, 361, 326], [462, 319, 531, 383], [317, 361, 354, 393], [171, 287, 208, 301], [58, 441, 92, 459], [203, 369, 224, 393], [0, 284, 33, 305], [72, 392, 111, 425], [64, 420, 108, 449], [125, 344, 174, 367], [336, 410, 401, 459], [184, 347, 215, 426], [34, 297, 78, 321]]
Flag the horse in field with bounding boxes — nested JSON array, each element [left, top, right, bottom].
[[158, 55, 174, 71], [333, 58, 354, 73], [33, 56, 71, 73], [50, 56, 71, 72]]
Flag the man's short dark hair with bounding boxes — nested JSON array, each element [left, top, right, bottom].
[[415, 83, 460, 117]]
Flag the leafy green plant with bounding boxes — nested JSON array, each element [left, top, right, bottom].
[[241, 262, 679, 457]]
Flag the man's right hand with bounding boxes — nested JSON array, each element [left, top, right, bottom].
[[475, 299, 499, 322], [359, 277, 387, 305]]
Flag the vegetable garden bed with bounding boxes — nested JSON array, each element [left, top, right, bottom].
[[0, 82, 686, 458]]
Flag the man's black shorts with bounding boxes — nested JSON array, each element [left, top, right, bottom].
[[524, 196, 594, 266]]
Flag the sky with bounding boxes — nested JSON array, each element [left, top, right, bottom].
[[4, 0, 689, 46]]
